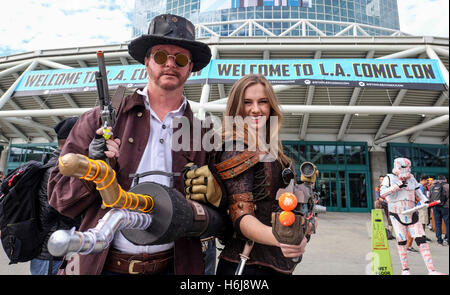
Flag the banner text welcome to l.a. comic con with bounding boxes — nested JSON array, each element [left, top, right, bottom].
[[14, 59, 446, 96]]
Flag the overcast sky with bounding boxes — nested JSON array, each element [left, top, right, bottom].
[[0, 0, 448, 57]]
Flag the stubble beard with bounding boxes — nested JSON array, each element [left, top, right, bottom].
[[149, 68, 189, 91]]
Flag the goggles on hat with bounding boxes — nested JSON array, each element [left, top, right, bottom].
[[151, 50, 191, 67]]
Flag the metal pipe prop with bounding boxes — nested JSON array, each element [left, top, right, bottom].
[[400, 201, 441, 215], [235, 240, 254, 275], [48, 209, 152, 257], [58, 153, 154, 212]]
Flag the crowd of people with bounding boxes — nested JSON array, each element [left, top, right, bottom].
[[0, 13, 447, 276]]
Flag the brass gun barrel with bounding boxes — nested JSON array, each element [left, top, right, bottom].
[[58, 153, 154, 212]]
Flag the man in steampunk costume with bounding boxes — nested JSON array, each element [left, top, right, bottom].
[[380, 157, 445, 275], [48, 14, 225, 275]]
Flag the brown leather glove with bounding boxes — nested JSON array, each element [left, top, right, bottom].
[[183, 163, 222, 208]]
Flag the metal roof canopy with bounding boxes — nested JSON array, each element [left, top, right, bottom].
[[0, 32, 448, 147]]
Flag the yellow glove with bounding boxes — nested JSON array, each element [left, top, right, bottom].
[[183, 163, 222, 208]]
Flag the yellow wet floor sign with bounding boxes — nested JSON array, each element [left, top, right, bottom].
[[371, 209, 393, 275]]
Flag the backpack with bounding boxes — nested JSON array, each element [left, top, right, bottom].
[[429, 181, 448, 205], [0, 160, 54, 264]]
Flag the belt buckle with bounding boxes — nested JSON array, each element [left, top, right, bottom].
[[128, 260, 141, 274]]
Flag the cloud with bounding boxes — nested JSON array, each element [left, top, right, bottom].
[[397, 0, 449, 37], [1, 0, 448, 57], [0, 0, 134, 56]]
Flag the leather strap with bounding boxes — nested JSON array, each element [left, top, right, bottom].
[[216, 151, 262, 180], [228, 192, 256, 224], [216, 150, 257, 172], [104, 249, 173, 274], [111, 85, 126, 112]]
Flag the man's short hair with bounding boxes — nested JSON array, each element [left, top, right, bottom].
[[420, 175, 428, 181]]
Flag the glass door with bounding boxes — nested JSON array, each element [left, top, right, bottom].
[[317, 171, 338, 211], [346, 171, 371, 212]]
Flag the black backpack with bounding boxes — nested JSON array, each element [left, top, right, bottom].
[[429, 181, 448, 206], [0, 160, 54, 264]]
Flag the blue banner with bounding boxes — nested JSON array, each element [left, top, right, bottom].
[[14, 59, 446, 96]]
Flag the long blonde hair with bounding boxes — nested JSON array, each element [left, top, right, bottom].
[[223, 74, 291, 167]]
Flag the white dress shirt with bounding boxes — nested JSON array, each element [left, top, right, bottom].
[[112, 86, 187, 254]]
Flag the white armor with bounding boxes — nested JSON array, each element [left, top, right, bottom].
[[380, 173, 428, 226], [379, 157, 444, 275]]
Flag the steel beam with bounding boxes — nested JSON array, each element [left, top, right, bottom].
[[0, 60, 39, 110], [337, 50, 375, 141], [374, 89, 408, 140], [374, 115, 449, 145], [299, 50, 322, 140], [408, 92, 448, 142]]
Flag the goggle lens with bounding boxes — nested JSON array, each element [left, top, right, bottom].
[[153, 50, 190, 67]]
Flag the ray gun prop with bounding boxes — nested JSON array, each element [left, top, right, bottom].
[[272, 162, 325, 262], [235, 162, 325, 274], [47, 154, 225, 257]]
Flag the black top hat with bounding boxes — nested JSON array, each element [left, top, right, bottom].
[[54, 117, 78, 140], [128, 14, 211, 72]]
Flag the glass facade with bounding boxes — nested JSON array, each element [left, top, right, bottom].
[[387, 142, 449, 180], [283, 141, 371, 212], [4, 143, 56, 174], [132, 0, 400, 37]]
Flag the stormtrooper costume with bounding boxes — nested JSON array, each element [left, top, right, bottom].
[[380, 158, 444, 275]]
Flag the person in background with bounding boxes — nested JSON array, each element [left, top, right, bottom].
[[416, 175, 431, 242], [375, 175, 394, 240], [30, 117, 81, 275], [430, 175, 449, 246]]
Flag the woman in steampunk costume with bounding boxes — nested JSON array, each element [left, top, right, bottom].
[[214, 74, 311, 275]]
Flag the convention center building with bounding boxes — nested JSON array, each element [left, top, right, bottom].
[[0, 0, 448, 212]]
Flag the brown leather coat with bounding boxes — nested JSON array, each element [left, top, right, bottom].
[[48, 89, 215, 275]]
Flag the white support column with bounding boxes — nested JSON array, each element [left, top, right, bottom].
[[62, 93, 80, 108], [374, 115, 449, 145], [426, 45, 449, 90], [336, 87, 362, 141], [431, 46, 449, 57], [32, 95, 61, 124], [335, 24, 354, 37], [36, 58, 73, 69], [337, 50, 375, 141], [3, 118, 54, 132], [189, 105, 448, 115], [376, 46, 425, 59], [300, 50, 322, 140], [0, 145, 9, 172], [1, 105, 447, 119], [3, 118, 53, 142], [197, 46, 218, 119], [374, 89, 408, 140], [0, 119, 29, 142], [408, 92, 448, 142], [0, 60, 39, 110], [0, 108, 91, 118], [0, 61, 31, 78]]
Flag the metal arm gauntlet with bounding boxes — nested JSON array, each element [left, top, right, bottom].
[[58, 153, 154, 212], [47, 209, 152, 257]]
